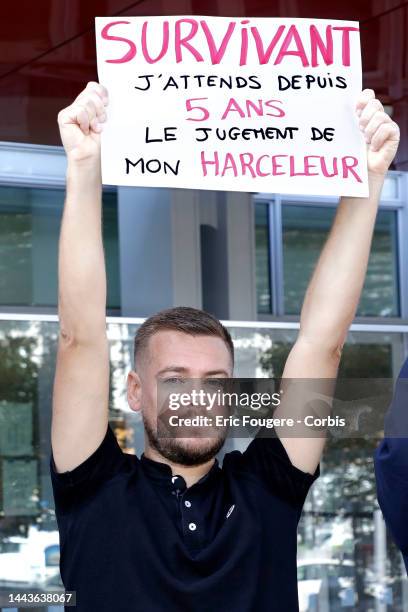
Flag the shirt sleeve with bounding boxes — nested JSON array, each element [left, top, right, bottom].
[[49, 423, 128, 512], [228, 430, 320, 512], [375, 438, 408, 558]]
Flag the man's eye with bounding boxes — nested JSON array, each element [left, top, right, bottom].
[[164, 377, 185, 385], [204, 378, 224, 388]]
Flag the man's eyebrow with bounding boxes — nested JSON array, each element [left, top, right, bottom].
[[156, 367, 230, 377], [202, 370, 230, 377], [156, 366, 189, 376]]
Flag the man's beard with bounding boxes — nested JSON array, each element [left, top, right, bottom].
[[143, 414, 226, 466]]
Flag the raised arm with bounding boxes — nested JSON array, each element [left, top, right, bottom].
[[51, 82, 110, 472], [275, 89, 400, 474]]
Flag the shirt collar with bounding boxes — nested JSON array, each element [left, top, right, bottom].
[[140, 453, 220, 491]]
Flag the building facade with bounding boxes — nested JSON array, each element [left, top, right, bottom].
[[0, 1, 408, 610]]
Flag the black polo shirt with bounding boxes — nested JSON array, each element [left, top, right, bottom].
[[50, 424, 319, 612]]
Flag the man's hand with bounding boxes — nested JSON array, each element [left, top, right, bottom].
[[57, 81, 109, 163], [356, 89, 400, 177]]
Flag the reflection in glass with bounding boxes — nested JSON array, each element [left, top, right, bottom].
[[0, 319, 406, 611], [282, 205, 399, 317], [255, 202, 272, 313], [0, 186, 120, 309]]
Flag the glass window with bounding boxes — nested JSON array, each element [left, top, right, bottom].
[[255, 202, 271, 313], [0, 186, 120, 310], [258, 335, 393, 379], [0, 319, 407, 611], [281, 204, 399, 317]]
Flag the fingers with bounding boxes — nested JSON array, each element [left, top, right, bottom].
[[57, 81, 109, 135], [75, 105, 91, 135], [355, 89, 400, 152], [356, 89, 399, 151], [363, 110, 391, 144], [355, 89, 375, 117], [358, 97, 384, 130], [85, 81, 109, 105], [370, 121, 400, 153], [75, 93, 106, 135]]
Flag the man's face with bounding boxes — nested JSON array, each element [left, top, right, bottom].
[[128, 330, 233, 466]]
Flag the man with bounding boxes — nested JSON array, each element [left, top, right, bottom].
[[50, 81, 399, 611], [375, 357, 408, 573]]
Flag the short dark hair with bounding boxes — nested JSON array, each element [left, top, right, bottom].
[[133, 306, 234, 367]]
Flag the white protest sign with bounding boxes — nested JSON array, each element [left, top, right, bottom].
[[95, 16, 368, 197]]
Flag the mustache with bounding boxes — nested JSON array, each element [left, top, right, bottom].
[[157, 402, 228, 419], [158, 405, 212, 422]]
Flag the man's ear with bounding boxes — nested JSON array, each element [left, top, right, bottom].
[[127, 370, 142, 412]]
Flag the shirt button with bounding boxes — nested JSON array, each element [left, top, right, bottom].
[[184, 500, 192, 508], [188, 522, 197, 531]]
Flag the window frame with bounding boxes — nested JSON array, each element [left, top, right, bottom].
[[254, 171, 408, 323], [0, 141, 119, 315]]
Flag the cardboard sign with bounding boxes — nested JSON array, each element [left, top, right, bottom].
[[95, 16, 368, 197]]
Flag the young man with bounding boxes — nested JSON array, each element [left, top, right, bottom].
[[375, 357, 408, 573], [50, 81, 399, 611]]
